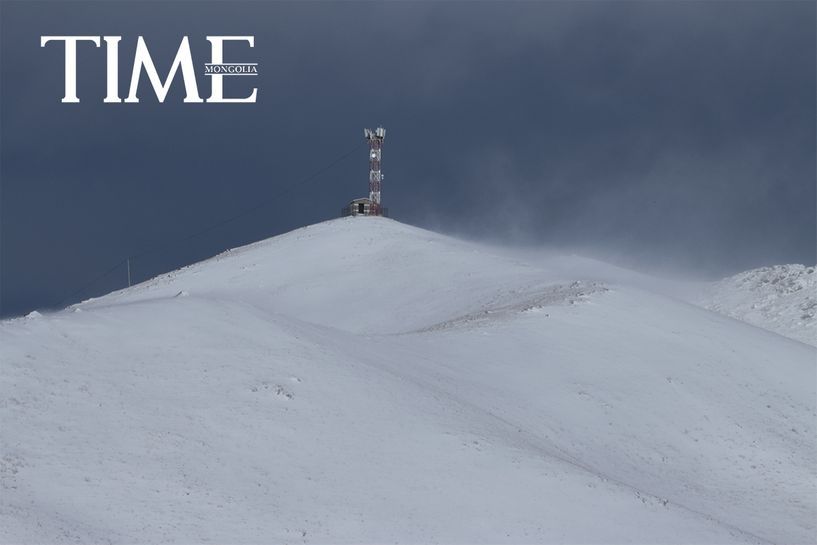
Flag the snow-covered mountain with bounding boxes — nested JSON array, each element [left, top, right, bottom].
[[2, 218, 814, 544], [697, 264, 816, 346]]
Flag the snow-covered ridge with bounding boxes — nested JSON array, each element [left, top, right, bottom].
[[700, 264, 816, 346], [2, 218, 814, 544]]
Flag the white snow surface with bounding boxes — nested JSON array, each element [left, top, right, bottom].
[[1, 217, 815, 544], [697, 264, 816, 346]]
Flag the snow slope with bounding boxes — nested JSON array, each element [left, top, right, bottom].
[[697, 265, 816, 346], [1, 217, 814, 544]]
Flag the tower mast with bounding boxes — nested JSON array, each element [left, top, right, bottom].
[[364, 127, 385, 216]]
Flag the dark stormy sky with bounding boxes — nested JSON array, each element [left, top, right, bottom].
[[1, 1, 815, 317]]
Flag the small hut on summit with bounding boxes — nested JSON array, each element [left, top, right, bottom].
[[346, 197, 375, 216]]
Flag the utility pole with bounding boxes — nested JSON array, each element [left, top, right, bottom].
[[126, 258, 131, 288]]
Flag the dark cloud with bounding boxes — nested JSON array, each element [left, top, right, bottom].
[[1, 1, 814, 316]]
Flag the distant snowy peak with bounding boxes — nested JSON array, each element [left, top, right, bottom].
[[702, 264, 816, 346]]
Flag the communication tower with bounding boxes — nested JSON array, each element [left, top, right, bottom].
[[364, 127, 385, 216]]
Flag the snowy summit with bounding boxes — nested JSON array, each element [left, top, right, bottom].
[[1, 217, 815, 544]]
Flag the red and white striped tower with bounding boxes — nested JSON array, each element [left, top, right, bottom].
[[364, 127, 385, 216]]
